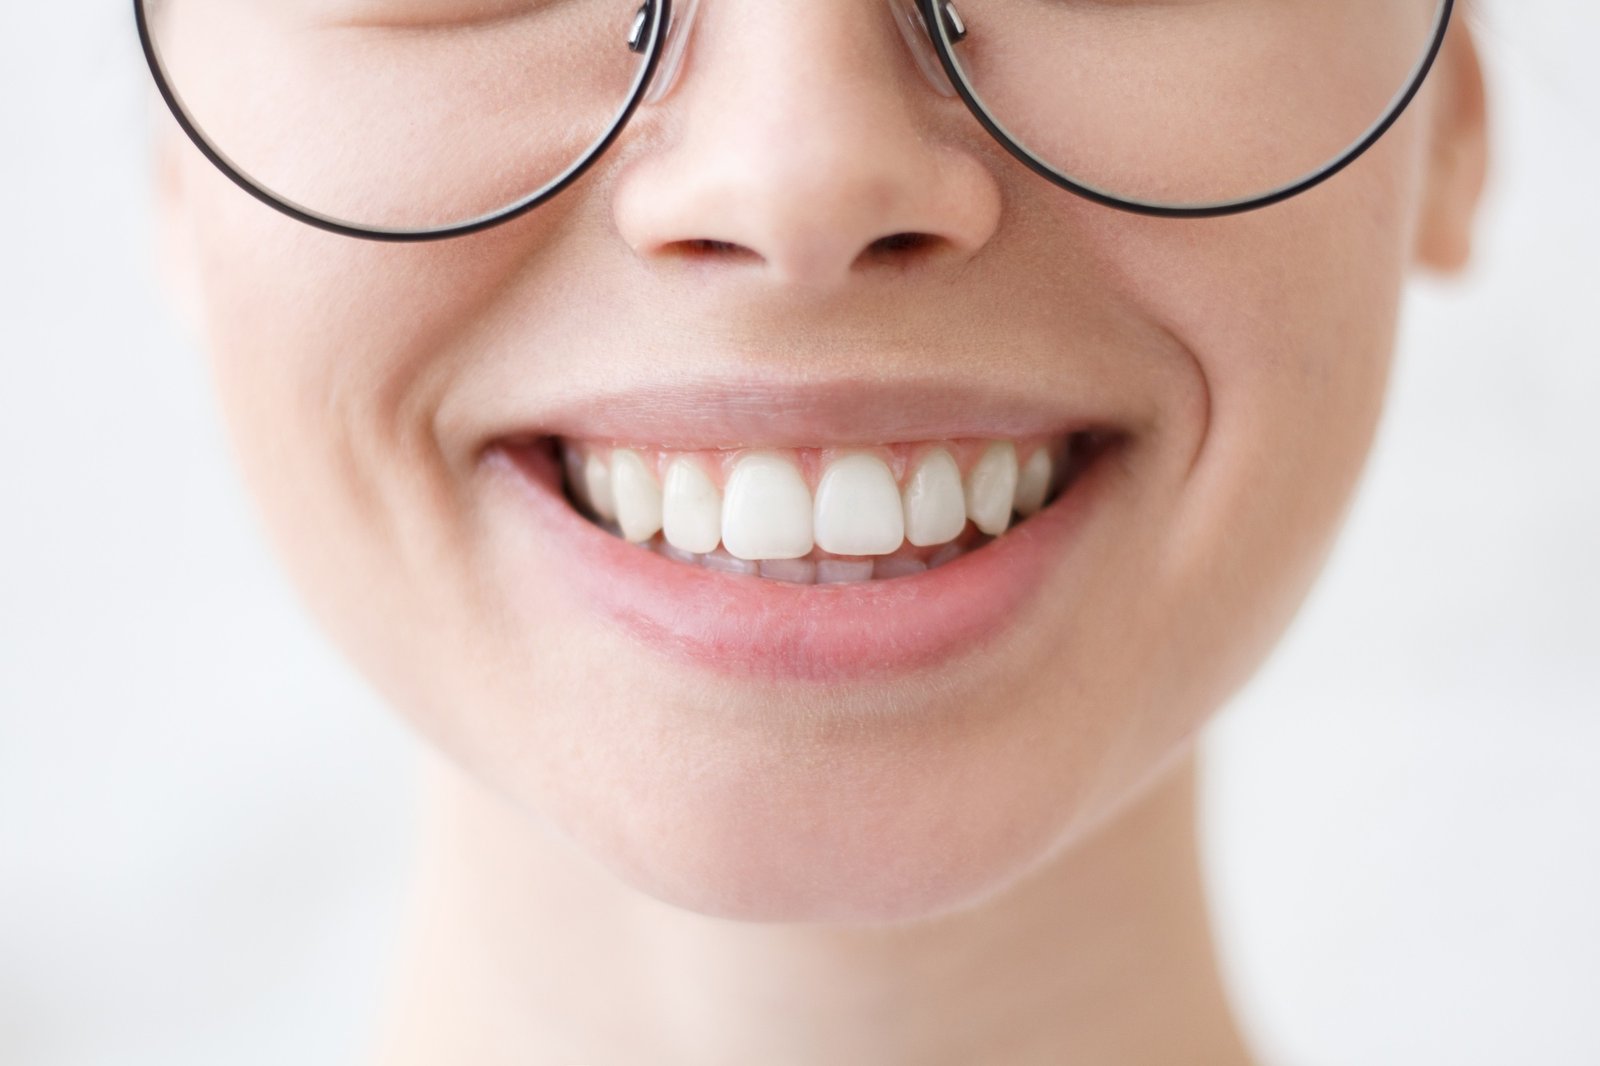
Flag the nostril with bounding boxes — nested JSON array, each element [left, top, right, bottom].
[[861, 231, 943, 266], [871, 232, 934, 255], [648, 231, 951, 279], [664, 238, 765, 264]]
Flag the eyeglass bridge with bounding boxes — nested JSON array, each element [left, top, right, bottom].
[[627, 0, 965, 56]]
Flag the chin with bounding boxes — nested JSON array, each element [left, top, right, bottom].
[[497, 671, 1122, 927]]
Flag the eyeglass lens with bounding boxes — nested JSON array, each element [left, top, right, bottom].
[[941, 0, 1447, 208], [138, 0, 1449, 235]]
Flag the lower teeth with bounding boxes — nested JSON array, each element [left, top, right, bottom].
[[588, 521, 996, 585]]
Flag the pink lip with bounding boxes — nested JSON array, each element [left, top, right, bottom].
[[481, 436, 1122, 683], [454, 372, 1143, 453]]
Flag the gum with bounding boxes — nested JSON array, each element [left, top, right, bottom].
[[557, 434, 1075, 496]]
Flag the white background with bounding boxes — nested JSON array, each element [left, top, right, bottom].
[[2, 3, 1596, 1063]]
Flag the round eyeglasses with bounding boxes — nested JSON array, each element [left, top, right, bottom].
[[135, 0, 1454, 242]]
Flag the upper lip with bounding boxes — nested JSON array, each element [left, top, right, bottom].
[[468, 373, 1132, 454]]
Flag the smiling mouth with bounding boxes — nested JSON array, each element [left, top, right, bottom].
[[481, 374, 1132, 679], [530, 429, 1119, 585]]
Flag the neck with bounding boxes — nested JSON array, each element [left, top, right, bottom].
[[371, 747, 1255, 1065]]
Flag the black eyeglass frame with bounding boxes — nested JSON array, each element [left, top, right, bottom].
[[134, 0, 1456, 242]]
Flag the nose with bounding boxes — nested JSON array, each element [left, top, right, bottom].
[[611, 0, 1002, 290]]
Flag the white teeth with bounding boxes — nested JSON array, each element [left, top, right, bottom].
[[701, 547, 758, 575], [813, 453, 905, 556], [583, 452, 616, 521], [561, 433, 1074, 578], [658, 541, 702, 565], [964, 441, 1018, 535], [816, 558, 876, 584], [662, 458, 723, 554], [901, 448, 968, 547], [721, 452, 814, 561], [873, 556, 927, 579], [758, 558, 817, 584], [1013, 448, 1052, 517], [610, 448, 663, 543]]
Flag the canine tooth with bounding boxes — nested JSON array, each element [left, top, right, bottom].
[[815, 559, 875, 584], [583, 452, 616, 521], [721, 452, 814, 561], [701, 548, 758, 575], [814, 453, 904, 556], [758, 558, 817, 584], [873, 556, 927, 579], [902, 448, 967, 546], [965, 441, 1018, 535], [662, 458, 722, 554], [1013, 449, 1052, 517], [610, 449, 663, 542]]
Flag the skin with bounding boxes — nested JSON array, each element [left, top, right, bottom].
[[156, 1, 1488, 1061]]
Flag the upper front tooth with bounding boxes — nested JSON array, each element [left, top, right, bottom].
[[813, 453, 904, 556], [610, 448, 663, 542], [902, 448, 968, 547], [721, 452, 814, 560], [583, 452, 616, 521], [965, 441, 1018, 535], [1013, 448, 1052, 517], [662, 458, 722, 554]]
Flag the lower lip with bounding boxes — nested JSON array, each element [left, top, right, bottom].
[[483, 439, 1117, 683]]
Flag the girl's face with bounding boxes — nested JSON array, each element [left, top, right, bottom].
[[159, 3, 1485, 922]]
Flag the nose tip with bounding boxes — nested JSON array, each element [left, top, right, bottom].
[[617, 144, 1001, 288], [611, 1, 1001, 290]]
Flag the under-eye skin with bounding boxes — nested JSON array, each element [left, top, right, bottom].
[[328, 0, 549, 29], [139, 0, 1457, 235]]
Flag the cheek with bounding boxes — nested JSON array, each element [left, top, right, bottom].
[[1090, 106, 1430, 763], [178, 154, 558, 736]]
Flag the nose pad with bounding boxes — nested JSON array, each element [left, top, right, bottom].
[[887, 0, 958, 98], [641, 0, 703, 105], [638, 0, 958, 106]]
